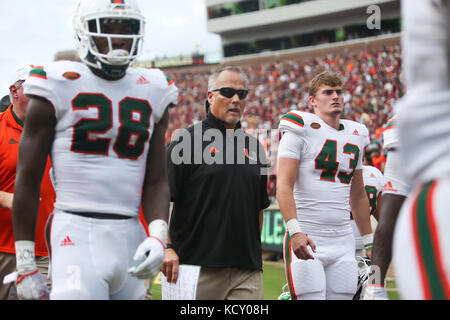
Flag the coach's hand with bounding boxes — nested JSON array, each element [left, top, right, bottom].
[[128, 236, 165, 279], [161, 248, 179, 283], [291, 232, 316, 260]]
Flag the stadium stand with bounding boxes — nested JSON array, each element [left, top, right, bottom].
[[165, 36, 402, 146]]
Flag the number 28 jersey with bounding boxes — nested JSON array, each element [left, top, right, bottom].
[[278, 111, 370, 235], [23, 61, 178, 217]]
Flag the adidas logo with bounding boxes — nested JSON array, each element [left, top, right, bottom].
[[383, 181, 398, 193], [137, 75, 149, 84], [60, 236, 75, 247], [353, 129, 359, 136], [8, 138, 18, 144]]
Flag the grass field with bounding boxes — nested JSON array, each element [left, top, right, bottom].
[[149, 261, 399, 300], [149, 262, 286, 300]]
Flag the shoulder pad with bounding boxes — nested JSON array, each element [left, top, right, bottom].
[[343, 120, 370, 146], [279, 111, 307, 136], [142, 68, 176, 89], [383, 117, 398, 150]]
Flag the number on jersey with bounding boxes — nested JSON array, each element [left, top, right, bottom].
[[71, 93, 152, 159], [314, 139, 360, 184]]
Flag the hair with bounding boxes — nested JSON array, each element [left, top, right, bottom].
[[9, 80, 24, 104], [207, 66, 249, 90], [308, 71, 343, 97]]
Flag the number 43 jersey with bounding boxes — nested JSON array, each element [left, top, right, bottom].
[[23, 61, 178, 217], [278, 111, 370, 235]]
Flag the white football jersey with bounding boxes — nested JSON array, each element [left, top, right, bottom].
[[278, 111, 370, 236], [382, 117, 412, 196], [401, 0, 448, 92], [397, 0, 450, 184], [382, 117, 398, 151], [352, 165, 386, 250], [361, 165, 386, 213], [24, 61, 178, 217]]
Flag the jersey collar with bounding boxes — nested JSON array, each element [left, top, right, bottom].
[[5, 104, 24, 130], [10, 105, 24, 128]]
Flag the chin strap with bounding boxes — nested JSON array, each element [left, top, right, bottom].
[[98, 61, 129, 80]]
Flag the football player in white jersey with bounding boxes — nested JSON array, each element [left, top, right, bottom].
[[351, 164, 386, 257], [11, 0, 178, 300], [363, 117, 412, 300], [277, 71, 372, 300], [393, 0, 450, 300]]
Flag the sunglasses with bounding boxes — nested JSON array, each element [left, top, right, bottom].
[[322, 89, 343, 96], [212, 87, 249, 100]]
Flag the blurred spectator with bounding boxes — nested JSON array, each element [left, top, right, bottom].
[[267, 175, 277, 204], [166, 45, 403, 143], [371, 149, 387, 173], [0, 95, 10, 113]]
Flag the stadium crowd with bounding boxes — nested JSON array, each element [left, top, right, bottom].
[[165, 45, 403, 201], [166, 44, 403, 142]]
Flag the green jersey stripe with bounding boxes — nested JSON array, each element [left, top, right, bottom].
[[282, 113, 304, 127]]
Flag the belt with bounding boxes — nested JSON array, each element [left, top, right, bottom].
[[67, 211, 132, 220]]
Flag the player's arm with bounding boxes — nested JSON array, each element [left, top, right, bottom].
[[12, 96, 55, 241], [0, 191, 13, 209], [276, 157, 316, 260], [129, 108, 170, 280], [141, 108, 170, 228], [12, 96, 55, 299], [372, 193, 383, 221], [350, 169, 373, 258]]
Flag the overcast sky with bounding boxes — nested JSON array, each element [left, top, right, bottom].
[[0, 0, 221, 97]]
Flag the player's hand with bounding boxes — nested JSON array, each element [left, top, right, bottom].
[[128, 236, 165, 279], [161, 248, 179, 284], [16, 269, 49, 300], [290, 232, 316, 260]]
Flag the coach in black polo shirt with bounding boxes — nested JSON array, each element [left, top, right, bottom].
[[162, 66, 270, 300]]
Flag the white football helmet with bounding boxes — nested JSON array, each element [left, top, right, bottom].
[[73, 0, 145, 78]]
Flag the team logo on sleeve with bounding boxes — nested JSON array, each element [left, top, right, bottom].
[[29, 67, 47, 80], [310, 122, 321, 129], [62, 72, 81, 80]]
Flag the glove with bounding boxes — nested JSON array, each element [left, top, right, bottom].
[[128, 236, 165, 279], [363, 284, 389, 300], [15, 240, 49, 300], [16, 269, 49, 300]]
